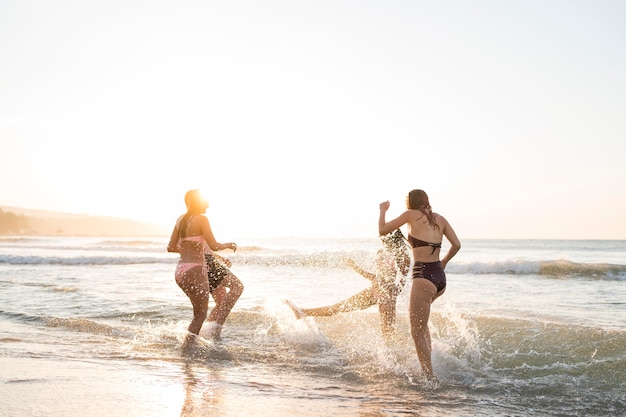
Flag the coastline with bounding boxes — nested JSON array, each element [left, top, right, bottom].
[[0, 206, 169, 237]]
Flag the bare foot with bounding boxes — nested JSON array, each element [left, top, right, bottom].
[[283, 299, 306, 319], [203, 321, 223, 340], [181, 333, 198, 355]]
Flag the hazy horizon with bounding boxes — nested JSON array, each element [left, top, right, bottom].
[[3, 204, 625, 241], [2, 1, 625, 240]]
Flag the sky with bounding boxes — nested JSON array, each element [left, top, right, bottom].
[[1, 0, 625, 239]]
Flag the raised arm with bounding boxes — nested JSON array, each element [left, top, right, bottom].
[[378, 201, 410, 236]]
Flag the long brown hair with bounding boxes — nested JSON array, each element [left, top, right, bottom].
[[407, 189, 439, 230], [179, 189, 203, 239]]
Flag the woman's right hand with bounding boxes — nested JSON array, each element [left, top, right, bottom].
[[379, 201, 390, 212]]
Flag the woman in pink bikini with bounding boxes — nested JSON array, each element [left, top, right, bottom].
[[167, 189, 243, 348], [378, 189, 461, 379]]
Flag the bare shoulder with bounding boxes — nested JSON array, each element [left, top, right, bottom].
[[174, 214, 185, 228], [194, 213, 209, 222], [194, 214, 210, 227], [434, 212, 448, 227], [407, 209, 423, 221], [187, 214, 209, 233]]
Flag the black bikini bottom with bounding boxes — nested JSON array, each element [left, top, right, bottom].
[[412, 261, 446, 292]]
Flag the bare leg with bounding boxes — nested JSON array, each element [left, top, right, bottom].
[[409, 279, 437, 377], [301, 288, 376, 316], [177, 266, 210, 348], [426, 288, 445, 351], [210, 286, 227, 310], [206, 272, 243, 338], [378, 296, 397, 340]]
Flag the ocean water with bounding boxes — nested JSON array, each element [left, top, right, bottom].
[[0, 236, 625, 417]]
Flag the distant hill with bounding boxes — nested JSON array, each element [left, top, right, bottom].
[[0, 206, 169, 237]]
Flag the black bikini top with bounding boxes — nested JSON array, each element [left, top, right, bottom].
[[408, 235, 442, 254]]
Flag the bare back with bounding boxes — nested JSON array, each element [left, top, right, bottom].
[[407, 210, 447, 262], [168, 215, 211, 264]]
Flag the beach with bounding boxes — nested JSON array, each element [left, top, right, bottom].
[[1, 236, 625, 416]]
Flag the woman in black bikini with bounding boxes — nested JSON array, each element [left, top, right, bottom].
[[378, 189, 461, 378]]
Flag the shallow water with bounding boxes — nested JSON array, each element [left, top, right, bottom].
[[1, 237, 625, 416]]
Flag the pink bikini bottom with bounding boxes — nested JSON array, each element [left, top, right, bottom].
[[175, 262, 206, 285]]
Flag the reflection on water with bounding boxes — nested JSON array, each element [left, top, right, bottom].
[[180, 362, 223, 417]]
